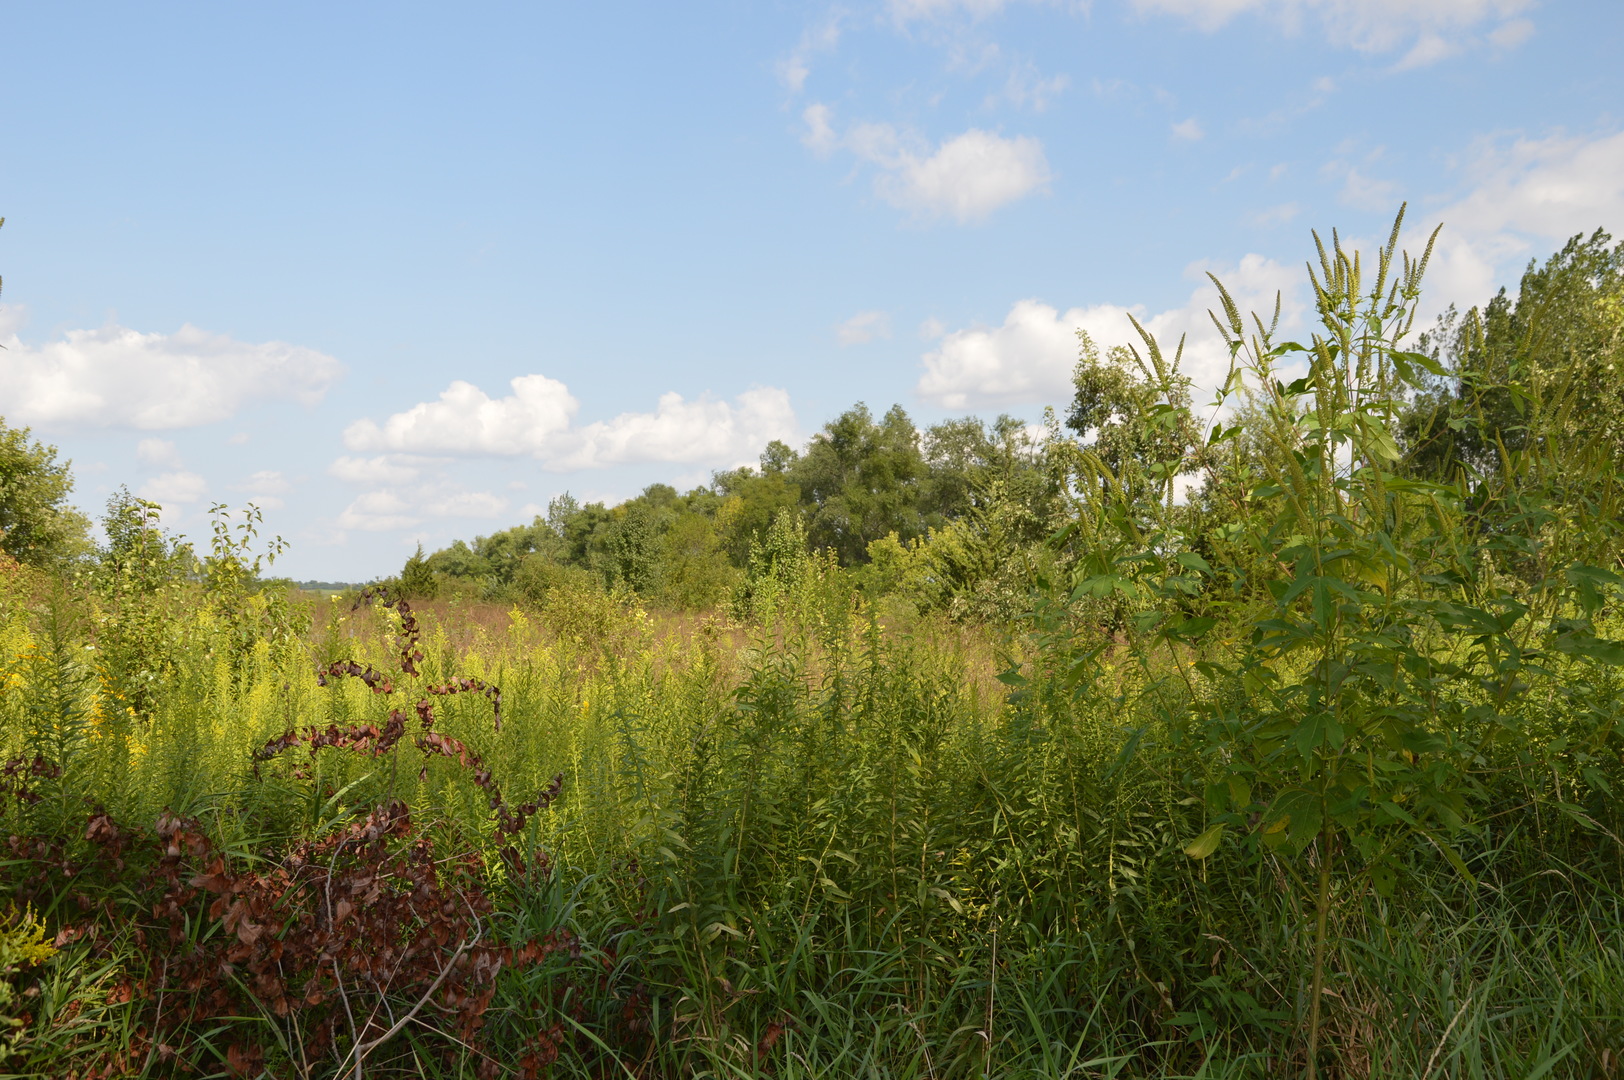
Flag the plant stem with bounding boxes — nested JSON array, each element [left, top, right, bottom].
[[1306, 823, 1333, 1080]]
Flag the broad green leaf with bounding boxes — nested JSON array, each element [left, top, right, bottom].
[[1552, 631, 1624, 666], [1290, 712, 1334, 759], [1184, 823, 1225, 859], [1429, 836, 1477, 887], [1391, 349, 1449, 378], [1565, 563, 1622, 616], [1377, 801, 1419, 828], [1175, 551, 1214, 576], [1164, 615, 1216, 643]]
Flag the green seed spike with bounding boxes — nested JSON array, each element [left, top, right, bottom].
[[1124, 316, 1158, 379], [1207, 271, 1245, 339]]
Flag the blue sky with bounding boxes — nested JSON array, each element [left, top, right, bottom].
[[2, 0, 1621, 580]]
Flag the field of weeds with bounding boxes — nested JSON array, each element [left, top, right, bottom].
[[1, 222, 1621, 1079]]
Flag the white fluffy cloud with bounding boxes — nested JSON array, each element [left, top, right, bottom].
[[1436, 129, 1624, 242], [1246, 202, 1301, 228], [136, 438, 184, 469], [1133, 0, 1533, 60], [328, 455, 424, 485], [1407, 128, 1624, 319], [0, 313, 341, 430], [558, 388, 797, 470], [227, 469, 293, 510], [328, 377, 797, 539], [919, 124, 1624, 413], [776, 15, 842, 92], [344, 375, 579, 456], [991, 63, 1070, 112], [806, 106, 1051, 223], [1171, 117, 1205, 141], [917, 254, 1302, 408], [917, 299, 1121, 409], [335, 486, 511, 533], [837, 310, 892, 345], [138, 471, 209, 506], [343, 377, 797, 472], [879, 129, 1051, 222], [1322, 158, 1401, 211], [335, 490, 419, 533]]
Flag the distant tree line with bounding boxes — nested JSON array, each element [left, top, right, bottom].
[[401, 403, 1057, 618], [0, 228, 1618, 626], [403, 227, 1624, 622]]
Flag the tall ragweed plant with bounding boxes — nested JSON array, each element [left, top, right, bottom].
[[1180, 212, 1460, 1077], [1024, 207, 1624, 1074], [1180, 208, 1624, 1076]]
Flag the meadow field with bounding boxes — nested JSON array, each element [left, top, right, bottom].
[[2, 222, 1621, 1078]]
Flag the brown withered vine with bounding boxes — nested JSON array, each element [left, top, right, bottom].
[[84, 801, 573, 1077], [4, 587, 575, 1078], [255, 588, 547, 857], [0, 753, 60, 805]]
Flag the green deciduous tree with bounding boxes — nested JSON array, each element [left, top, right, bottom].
[[1402, 228, 1624, 479], [0, 420, 91, 569], [790, 403, 931, 565]]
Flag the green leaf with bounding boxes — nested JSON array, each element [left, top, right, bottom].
[[1063, 644, 1108, 688], [1370, 861, 1397, 898], [1164, 615, 1216, 643], [819, 878, 852, 901], [1400, 730, 1448, 755], [1552, 631, 1624, 666], [1564, 563, 1621, 586], [1265, 789, 1322, 853], [1565, 563, 1622, 616], [1290, 712, 1335, 758], [1175, 552, 1214, 576], [1429, 836, 1477, 887], [1184, 823, 1225, 859], [1376, 800, 1419, 828], [1391, 350, 1449, 378], [995, 667, 1028, 688]]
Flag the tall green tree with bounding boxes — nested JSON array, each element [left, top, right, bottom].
[[790, 403, 930, 565], [712, 450, 801, 567], [0, 420, 91, 568], [1402, 228, 1624, 479]]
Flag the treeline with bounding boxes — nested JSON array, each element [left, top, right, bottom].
[[404, 405, 1059, 620], [408, 226, 1624, 623], [0, 226, 1619, 630]]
